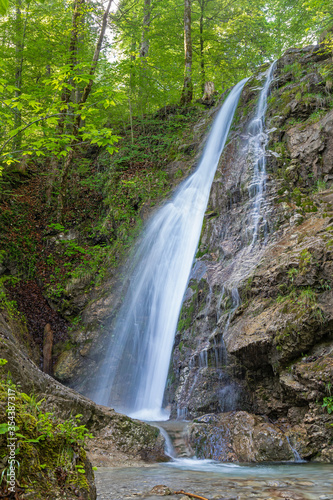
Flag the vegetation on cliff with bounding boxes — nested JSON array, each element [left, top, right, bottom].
[[168, 40, 333, 461], [0, 359, 96, 499]]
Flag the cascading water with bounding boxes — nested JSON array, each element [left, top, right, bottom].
[[90, 78, 247, 421], [248, 62, 276, 244], [174, 62, 278, 420]]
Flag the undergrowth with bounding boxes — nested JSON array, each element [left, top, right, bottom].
[[0, 359, 95, 499], [0, 104, 205, 360]]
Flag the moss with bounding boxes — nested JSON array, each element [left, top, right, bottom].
[[299, 249, 312, 273], [177, 278, 210, 332]]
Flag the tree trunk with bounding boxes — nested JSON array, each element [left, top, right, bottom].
[[78, 0, 113, 111], [14, 0, 23, 153], [180, 0, 193, 106], [139, 0, 151, 114], [46, 0, 85, 205], [13, 0, 31, 158], [62, 0, 85, 131], [57, 0, 113, 220], [140, 0, 151, 58], [202, 81, 215, 100], [199, 1, 205, 96]]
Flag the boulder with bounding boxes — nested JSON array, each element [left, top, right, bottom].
[[189, 411, 294, 462]]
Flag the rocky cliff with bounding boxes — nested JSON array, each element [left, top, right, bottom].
[[166, 42, 333, 462]]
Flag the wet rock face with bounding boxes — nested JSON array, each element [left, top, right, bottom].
[[166, 66, 281, 420], [189, 411, 294, 462], [167, 42, 333, 461]]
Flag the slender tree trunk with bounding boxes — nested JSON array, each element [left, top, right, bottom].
[[46, 0, 85, 204], [180, 0, 193, 106], [57, 0, 113, 221], [129, 29, 137, 90], [129, 16, 137, 108], [13, 0, 31, 164], [199, 2, 205, 96], [14, 0, 23, 153], [140, 0, 151, 58], [139, 0, 151, 115], [128, 23, 137, 139], [77, 0, 113, 111], [61, 0, 85, 131]]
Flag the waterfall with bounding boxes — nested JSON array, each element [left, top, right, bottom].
[[90, 78, 247, 421], [248, 62, 276, 243], [173, 62, 277, 418]]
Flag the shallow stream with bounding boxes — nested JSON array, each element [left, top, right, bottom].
[[95, 460, 333, 500]]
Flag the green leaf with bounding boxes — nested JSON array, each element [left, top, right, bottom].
[[0, 359, 7, 366], [46, 117, 58, 126], [21, 393, 31, 403], [0, 423, 9, 434]]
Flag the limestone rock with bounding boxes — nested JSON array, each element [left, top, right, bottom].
[[190, 411, 294, 462], [149, 485, 173, 495], [166, 42, 333, 462]]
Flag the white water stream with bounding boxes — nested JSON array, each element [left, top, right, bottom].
[[92, 78, 247, 421], [173, 63, 278, 420], [248, 61, 276, 244]]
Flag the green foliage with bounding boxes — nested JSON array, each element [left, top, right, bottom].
[[0, 0, 323, 166], [0, 277, 25, 322], [0, 0, 8, 16], [314, 179, 327, 192], [322, 396, 333, 414], [0, 378, 93, 497], [298, 287, 317, 306], [48, 223, 65, 233], [299, 249, 312, 272], [287, 267, 299, 283], [322, 383, 333, 416], [282, 61, 303, 79]]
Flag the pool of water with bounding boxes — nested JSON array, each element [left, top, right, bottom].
[[95, 459, 333, 500]]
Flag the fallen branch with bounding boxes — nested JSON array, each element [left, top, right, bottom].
[[174, 490, 209, 500]]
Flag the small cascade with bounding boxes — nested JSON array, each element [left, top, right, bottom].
[[158, 421, 194, 459], [176, 407, 189, 421], [156, 425, 176, 459], [247, 62, 276, 244], [88, 78, 247, 421], [175, 286, 242, 418], [286, 437, 306, 463]]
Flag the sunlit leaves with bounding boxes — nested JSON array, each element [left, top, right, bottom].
[[0, 0, 330, 168], [0, 0, 8, 16]]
